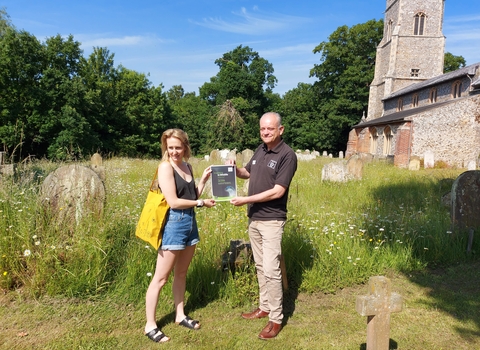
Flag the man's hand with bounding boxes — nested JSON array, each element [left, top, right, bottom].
[[230, 196, 248, 206]]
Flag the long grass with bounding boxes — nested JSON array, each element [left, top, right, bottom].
[[0, 157, 476, 310]]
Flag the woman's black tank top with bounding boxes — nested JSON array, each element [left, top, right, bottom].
[[173, 167, 197, 200]]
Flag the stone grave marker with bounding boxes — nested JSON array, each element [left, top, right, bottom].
[[209, 149, 221, 163], [451, 170, 480, 252], [408, 157, 420, 171], [322, 161, 348, 182], [41, 164, 106, 226], [339, 151, 344, 159], [424, 150, 434, 169], [242, 149, 254, 165], [356, 276, 402, 350], [90, 152, 105, 181], [346, 154, 364, 180]]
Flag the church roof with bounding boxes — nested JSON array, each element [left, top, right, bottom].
[[353, 99, 458, 128], [384, 62, 480, 100]]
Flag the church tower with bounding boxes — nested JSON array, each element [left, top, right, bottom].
[[367, 0, 445, 119]]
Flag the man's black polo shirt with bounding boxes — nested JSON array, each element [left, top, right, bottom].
[[245, 139, 297, 221]]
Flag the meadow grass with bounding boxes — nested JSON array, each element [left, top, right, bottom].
[[0, 157, 476, 306], [1, 157, 480, 349]]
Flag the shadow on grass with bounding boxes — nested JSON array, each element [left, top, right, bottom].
[[369, 170, 480, 342], [407, 262, 480, 339], [283, 218, 315, 324]]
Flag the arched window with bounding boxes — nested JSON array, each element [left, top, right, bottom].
[[370, 128, 378, 154], [397, 98, 403, 112], [429, 88, 437, 103], [414, 13, 426, 35], [386, 19, 393, 42], [452, 81, 462, 98], [383, 126, 393, 155], [412, 94, 419, 108]]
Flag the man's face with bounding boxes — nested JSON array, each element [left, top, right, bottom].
[[260, 114, 284, 149]]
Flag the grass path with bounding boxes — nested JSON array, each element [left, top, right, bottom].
[[1, 261, 479, 349]]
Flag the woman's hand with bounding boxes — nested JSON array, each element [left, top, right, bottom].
[[200, 166, 212, 184], [203, 199, 216, 208]]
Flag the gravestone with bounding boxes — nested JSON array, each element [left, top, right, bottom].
[[41, 164, 106, 226], [424, 150, 435, 169], [339, 151, 344, 159], [210, 149, 221, 163], [356, 276, 402, 350], [346, 155, 364, 180], [322, 151, 328, 157], [0, 151, 16, 176], [467, 160, 477, 170], [451, 171, 480, 252], [242, 149, 254, 165], [408, 157, 420, 171], [322, 161, 348, 182], [90, 153, 105, 181]]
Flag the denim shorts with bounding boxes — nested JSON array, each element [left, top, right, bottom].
[[160, 208, 199, 250]]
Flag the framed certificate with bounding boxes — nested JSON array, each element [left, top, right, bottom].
[[211, 165, 237, 201]]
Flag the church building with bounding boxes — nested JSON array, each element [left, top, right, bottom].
[[345, 0, 480, 168]]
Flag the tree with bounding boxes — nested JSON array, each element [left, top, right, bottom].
[[0, 28, 43, 160], [444, 52, 466, 73], [199, 45, 277, 150], [310, 19, 384, 152]]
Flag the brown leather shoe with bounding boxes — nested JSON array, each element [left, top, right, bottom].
[[258, 321, 282, 339], [241, 308, 269, 319]]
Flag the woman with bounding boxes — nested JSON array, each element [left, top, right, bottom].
[[144, 129, 215, 343]]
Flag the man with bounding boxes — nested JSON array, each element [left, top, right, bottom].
[[229, 112, 297, 339]]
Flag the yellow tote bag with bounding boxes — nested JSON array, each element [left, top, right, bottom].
[[135, 170, 169, 250]]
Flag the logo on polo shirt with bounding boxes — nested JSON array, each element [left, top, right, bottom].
[[267, 160, 277, 169]]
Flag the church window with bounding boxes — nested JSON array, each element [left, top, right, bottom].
[[412, 94, 419, 107], [410, 69, 419, 77], [396, 98, 403, 112], [383, 126, 393, 156], [452, 81, 462, 98], [386, 20, 393, 42], [370, 128, 378, 154], [429, 88, 437, 103], [414, 13, 426, 35]]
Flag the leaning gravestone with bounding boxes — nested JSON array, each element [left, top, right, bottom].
[[210, 149, 221, 163], [242, 149, 254, 165], [41, 164, 106, 226], [346, 154, 364, 180], [451, 171, 480, 252]]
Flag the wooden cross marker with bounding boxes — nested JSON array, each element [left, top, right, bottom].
[[356, 276, 403, 350]]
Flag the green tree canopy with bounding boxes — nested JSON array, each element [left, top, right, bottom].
[[309, 19, 384, 152], [443, 52, 466, 73]]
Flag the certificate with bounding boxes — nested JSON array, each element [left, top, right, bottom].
[[211, 165, 237, 201]]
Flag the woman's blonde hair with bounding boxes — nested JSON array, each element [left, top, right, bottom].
[[160, 128, 192, 161]]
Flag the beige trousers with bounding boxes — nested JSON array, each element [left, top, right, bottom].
[[248, 219, 285, 324]]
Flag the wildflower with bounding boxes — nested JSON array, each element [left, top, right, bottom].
[[3, 271, 7, 276], [23, 249, 31, 257], [211, 282, 215, 285], [356, 258, 361, 261], [35, 241, 40, 246], [369, 238, 373, 242], [50, 246, 56, 250], [146, 272, 152, 277], [379, 228, 384, 232], [32, 235, 37, 240], [145, 245, 150, 249], [424, 247, 428, 250]]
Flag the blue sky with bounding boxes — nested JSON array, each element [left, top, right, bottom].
[[2, 0, 480, 96]]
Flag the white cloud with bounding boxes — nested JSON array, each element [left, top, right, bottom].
[[190, 7, 310, 35], [78, 34, 171, 48]]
